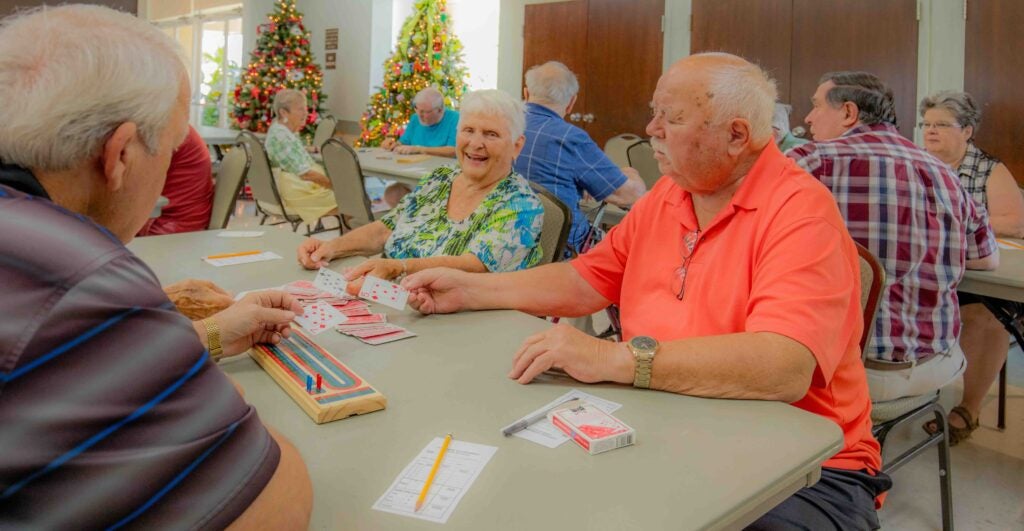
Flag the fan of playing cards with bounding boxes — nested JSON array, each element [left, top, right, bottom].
[[277, 268, 416, 345]]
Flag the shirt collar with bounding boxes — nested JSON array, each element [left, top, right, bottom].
[[0, 161, 50, 199], [525, 102, 563, 120], [841, 122, 900, 138]]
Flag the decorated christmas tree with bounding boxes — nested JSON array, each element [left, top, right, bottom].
[[231, 0, 325, 137], [356, 0, 469, 146]]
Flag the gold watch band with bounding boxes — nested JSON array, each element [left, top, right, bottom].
[[201, 318, 223, 360]]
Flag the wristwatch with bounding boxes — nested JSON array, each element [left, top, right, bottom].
[[201, 318, 224, 361], [627, 336, 658, 388]]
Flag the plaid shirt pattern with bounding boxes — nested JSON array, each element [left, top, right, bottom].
[[957, 142, 1000, 209], [788, 123, 997, 362]]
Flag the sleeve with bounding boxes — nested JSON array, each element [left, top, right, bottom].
[[0, 253, 280, 529], [466, 185, 544, 272], [265, 129, 312, 175], [569, 187, 650, 304], [399, 115, 417, 145], [960, 185, 998, 260], [744, 215, 860, 387], [570, 130, 628, 201]]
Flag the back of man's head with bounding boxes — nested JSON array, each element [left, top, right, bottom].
[[819, 71, 897, 127], [524, 61, 579, 109], [0, 5, 185, 172]]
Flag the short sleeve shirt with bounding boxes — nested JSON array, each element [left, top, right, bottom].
[[957, 142, 1000, 209], [266, 121, 314, 175], [0, 166, 279, 529], [380, 165, 544, 272], [514, 103, 628, 252], [571, 143, 881, 473], [399, 109, 459, 147]]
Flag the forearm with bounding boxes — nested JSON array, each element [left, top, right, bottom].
[[604, 174, 646, 207], [462, 263, 610, 317], [299, 170, 330, 188], [643, 332, 816, 402], [991, 215, 1024, 239], [420, 146, 456, 158], [332, 222, 390, 258], [966, 249, 1000, 270], [406, 254, 487, 275]]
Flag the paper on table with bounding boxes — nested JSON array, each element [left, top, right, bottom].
[[217, 230, 265, 238], [373, 438, 497, 524], [203, 251, 282, 267], [511, 389, 623, 448]]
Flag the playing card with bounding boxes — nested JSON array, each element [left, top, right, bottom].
[[358, 275, 409, 310], [338, 306, 373, 317], [343, 314, 387, 325], [282, 280, 321, 298], [360, 329, 417, 345], [293, 301, 348, 335], [313, 267, 351, 298], [342, 324, 402, 339]]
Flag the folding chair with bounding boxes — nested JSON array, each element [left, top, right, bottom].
[[207, 142, 249, 230], [321, 138, 376, 232]]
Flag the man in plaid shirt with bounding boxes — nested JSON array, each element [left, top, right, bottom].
[[787, 71, 998, 403]]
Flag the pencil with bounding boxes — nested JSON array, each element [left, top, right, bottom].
[[997, 238, 1024, 251], [415, 433, 453, 512], [205, 250, 262, 260]]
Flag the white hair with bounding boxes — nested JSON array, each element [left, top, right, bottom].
[[273, 89, 307, 117], [459, 89, 525, 139], [524, 61, 579, 107], [0, 5, 185, 172], [697, 53, 778, 143], [413, 86, 445, 109]]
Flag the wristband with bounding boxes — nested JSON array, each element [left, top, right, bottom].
[[201, 318, 223, 360]]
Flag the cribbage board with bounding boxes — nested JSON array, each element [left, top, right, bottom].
[[249, 330, 386, 423]]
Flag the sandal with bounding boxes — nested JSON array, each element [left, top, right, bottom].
[[922, 405, 979, 446]]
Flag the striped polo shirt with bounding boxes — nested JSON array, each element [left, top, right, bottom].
[[0, 164, 279, 529]]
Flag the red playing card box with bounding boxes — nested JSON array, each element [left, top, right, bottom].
[[548, 402, 636, 455]]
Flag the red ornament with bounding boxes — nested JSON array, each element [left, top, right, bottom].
[[250, 87, 260, 99]]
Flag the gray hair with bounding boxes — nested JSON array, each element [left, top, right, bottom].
[[772, 103, 793, 133], [524, 61, 579, 107], [920, 90, 981, 138], [459, 89, 526, 139], [694, 53, 778, 142], [0, 5, 185, 171], [272, 89, 307, 117], [413, 86, 445, 110], [819, 71, 898, 127]]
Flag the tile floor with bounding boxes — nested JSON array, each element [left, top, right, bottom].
[[226, 201, 1024, 530]]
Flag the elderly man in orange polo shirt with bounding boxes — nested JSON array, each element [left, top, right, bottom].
[[402, 53, 888, 530]]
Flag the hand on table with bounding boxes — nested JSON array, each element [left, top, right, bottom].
[[208, 290, 303, 357], [296, 237, 338, 269], [343, 258, 404, 296], [381, 138, 398, 151], [394, 144, 420, 155], [509, 322, 632, 385], [401, 267, 470, 315], [164, 278, 234, 320]]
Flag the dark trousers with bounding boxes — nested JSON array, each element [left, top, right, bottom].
[[744, 467, 893, 531]]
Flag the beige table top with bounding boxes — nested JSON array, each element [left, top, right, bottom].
[[128, 229, 843, 531], [960, 238, 1024, 303], [355, 147, 454, 187]]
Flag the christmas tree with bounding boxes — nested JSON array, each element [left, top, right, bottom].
[[356, 0, 469, 146], [231, 0, 326, 137]]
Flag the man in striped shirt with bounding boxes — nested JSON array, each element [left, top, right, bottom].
[[514, 61, 647, 256], [0, 6, 311, 529], [788, 71, 998, 402]]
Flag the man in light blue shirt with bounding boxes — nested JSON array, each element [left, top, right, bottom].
[[514, 61, 646, 255], [382, 87, 458, 158]]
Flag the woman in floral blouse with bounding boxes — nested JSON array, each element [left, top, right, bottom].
[[264, 89, 338, 224], [296, 89, 543, 293]]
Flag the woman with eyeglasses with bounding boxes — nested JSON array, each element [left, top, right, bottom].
[[919, 90, 1024, 445], [919, 91, 1024, 238]]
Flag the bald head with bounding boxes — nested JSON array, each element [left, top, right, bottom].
[[524, 61, 579, 110]]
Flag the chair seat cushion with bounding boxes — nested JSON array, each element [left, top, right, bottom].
[[871, 392, 939, 423]]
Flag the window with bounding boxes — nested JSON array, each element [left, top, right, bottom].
[[145, 1, 243, 128]]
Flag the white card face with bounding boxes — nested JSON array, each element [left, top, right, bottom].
[[293, 301, 348, 335], [358, 275, 409, 310], [313, 267, 351, 298]]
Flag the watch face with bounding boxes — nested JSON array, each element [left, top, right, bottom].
[[631, 336, 657, 351]]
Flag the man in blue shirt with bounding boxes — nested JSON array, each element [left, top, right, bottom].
[[514, 61, 646, 255], [382, 86, 458, 157]]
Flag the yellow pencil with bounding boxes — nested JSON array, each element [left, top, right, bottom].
[[415, 433, 453, 512], [205, 250, 262, 260], [997, 238, 1024, 251]]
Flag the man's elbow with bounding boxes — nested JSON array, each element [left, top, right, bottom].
[[228, 427, 312, 530], [966, 252, 999, 271]]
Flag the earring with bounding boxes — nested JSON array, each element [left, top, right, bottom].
[[281, 116, 288, 124]]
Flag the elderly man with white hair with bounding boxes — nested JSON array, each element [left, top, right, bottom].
[[514, 61, 646, 255], [0, 6, 311, 529], [401, 53, 890, 529], [381, 86, 459, 157]]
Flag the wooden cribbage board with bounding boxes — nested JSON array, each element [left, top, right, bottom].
[[249, 330, 386, 424]]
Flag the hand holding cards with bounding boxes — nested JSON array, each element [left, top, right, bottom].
[[359, 275, 410, 310]]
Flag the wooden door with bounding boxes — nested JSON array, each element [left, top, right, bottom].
[[584, 0, 664, 145], [966, 0, 1024, 186], [791, 0, 919, 139], [523, 0, 590, 113], [691, 0, 793, 104], [522, 0, 663, 146]]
